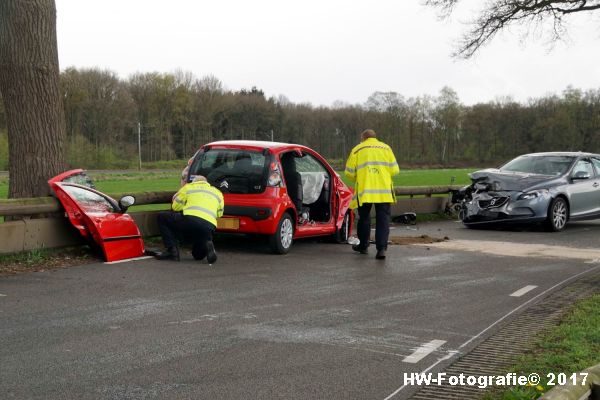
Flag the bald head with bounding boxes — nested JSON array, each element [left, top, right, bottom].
[[361, 129, 376, 141], [192, 175, 207, 183]]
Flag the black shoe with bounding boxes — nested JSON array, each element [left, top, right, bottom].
[[155, 246, 180, 261], [352, 244, 368, 254], [376, 250, 386, 260], [206, 241, 217, 264]]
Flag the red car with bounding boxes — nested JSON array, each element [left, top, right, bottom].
[[182, 140, 354, 253]]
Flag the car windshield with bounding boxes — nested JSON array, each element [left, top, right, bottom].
[[500, 155, 575, 176], [189, 149, 268, 194]]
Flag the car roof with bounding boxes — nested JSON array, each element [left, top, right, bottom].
[[522, 151, 600, 158], [204, 140, 310, 153]]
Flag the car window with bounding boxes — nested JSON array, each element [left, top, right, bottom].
[[500, 155, 575, 175], [295, 153, 328, 173], [61, 185, 116, 213], [189, 149, 268, 194], [571, 159, 594, 178], [591, 158, 600, 175], [58, 172, 96, 188]]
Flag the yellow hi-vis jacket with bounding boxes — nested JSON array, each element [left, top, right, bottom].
[[344, 137, 400, 209], [172, 180, 224, 227]]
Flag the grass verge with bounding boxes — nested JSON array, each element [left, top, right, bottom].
[[0, 246, 98, 276], [484, 293, 600, 399]]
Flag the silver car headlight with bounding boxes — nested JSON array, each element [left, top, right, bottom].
[[518, 189, 549, 200]]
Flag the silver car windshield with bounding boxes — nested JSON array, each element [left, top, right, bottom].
[[500, 155, 575, 176]]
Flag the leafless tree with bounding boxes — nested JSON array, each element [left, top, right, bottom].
[[424, 0, 600, 58]]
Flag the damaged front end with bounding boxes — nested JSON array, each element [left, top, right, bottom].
[[456, 171, 553, 226]]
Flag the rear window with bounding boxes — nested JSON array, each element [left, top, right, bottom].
[[188, 149, 268, 194]]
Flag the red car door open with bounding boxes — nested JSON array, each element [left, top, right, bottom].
[[49, 170, 145, 262]]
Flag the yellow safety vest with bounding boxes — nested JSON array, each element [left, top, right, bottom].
[[172, 181, 224, 227], [344, 137, 400, 208]]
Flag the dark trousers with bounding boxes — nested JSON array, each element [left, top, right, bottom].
[[157, 211, 215, 260], [356, 203, 391, 251]]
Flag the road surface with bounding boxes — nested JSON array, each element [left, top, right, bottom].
[[1, 220, 599, 399]]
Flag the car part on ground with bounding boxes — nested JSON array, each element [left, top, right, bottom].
[[48, 170, 145, 262]]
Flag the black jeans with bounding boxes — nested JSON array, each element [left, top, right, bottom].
[[356, 203, 391, 251], [157, 211, 215, 260]]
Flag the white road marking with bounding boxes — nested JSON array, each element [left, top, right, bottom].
[[510, 285, 538, 297], [0, 294, 6, 297], [382, 265, 600, 400], [383, 350, 458, 400], [402, 339, 446, 364], [459, 265, 600, 350], [104, 256, 153, 265]]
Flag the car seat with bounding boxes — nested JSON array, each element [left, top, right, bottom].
[[311, 174, 331, 221], [233, 153, 252, 172], [281, 154, 303, 213]]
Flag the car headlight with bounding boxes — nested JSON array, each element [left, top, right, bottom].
[[518, 189, 548, 200]]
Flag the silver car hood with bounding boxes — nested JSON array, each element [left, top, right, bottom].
[[469, 169, 562, 192]]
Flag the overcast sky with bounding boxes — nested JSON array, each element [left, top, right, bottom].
[[55, 0, 600, 107]]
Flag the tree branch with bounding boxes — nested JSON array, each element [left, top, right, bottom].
[[424, 0, 600, 58]]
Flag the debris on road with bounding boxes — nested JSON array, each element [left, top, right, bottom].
[[389, 235, 449, 245]]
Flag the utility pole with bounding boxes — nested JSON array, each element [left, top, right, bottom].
[[137, 122, 142, 170]]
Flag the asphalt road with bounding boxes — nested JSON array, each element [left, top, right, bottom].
[[1, 220, 599, 400]]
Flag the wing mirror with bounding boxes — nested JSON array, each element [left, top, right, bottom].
[[572, 171, 591, 180], [119, 195, 136, 212]]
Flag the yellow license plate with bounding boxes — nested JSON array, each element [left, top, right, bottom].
[[217, 217, 240, 230]]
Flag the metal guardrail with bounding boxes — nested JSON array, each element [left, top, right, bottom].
[[0, 186, 460, 254], [540, 363, 600, 399], [394, 185, 462, 196], [0, 186, 462, 217], [0, 191, 175, 217]]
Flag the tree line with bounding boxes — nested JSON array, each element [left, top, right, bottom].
[[1, 67, 599, 170]]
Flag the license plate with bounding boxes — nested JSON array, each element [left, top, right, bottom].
[[217, 217, 240, 230]]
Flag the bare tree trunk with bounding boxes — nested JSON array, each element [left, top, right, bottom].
[[0, 0, 65, 198]]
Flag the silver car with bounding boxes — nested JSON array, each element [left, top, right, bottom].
[[456, 152, 600, 231]]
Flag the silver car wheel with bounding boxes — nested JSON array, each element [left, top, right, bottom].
[[280, 218, 293, 249], [552, 200, 567, 230]]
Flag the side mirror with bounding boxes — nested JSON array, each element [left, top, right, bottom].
[[572, 171, 591, 180], [119, 195, 136, 212]]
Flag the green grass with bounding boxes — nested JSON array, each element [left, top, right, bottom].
[[392, 168, 475, 186], [0, 168, 477, 200], [484, 294, 600, 399], [94, 176, 179, 193], [338, 168, 476, 188]]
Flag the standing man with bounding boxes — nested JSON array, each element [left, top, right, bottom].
[[345, 129, 399, 260], [155, 175, 224, 263]]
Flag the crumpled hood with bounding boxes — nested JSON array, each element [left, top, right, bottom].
[[470, 169, 558, 192]]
